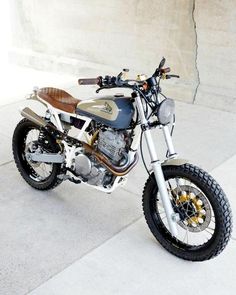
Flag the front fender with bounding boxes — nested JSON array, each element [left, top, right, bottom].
[[161, 158, 188, 167]]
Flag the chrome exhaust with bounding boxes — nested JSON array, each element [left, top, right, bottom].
[[20, 107, 72, 140], [20, 107, 48, 128]]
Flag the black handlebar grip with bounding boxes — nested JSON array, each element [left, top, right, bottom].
[[78, 77, 101, 85]]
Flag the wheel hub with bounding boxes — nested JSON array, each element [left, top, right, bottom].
[[172, 185, 211, 232], [25, 141, 41, 167]]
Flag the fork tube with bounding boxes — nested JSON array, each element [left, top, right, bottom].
[[162, 125, 176, 156], [135, 95, 178, 236]]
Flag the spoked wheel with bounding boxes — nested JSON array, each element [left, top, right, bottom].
[[142, 164, 232, 261], [12, 118, 63, 190]]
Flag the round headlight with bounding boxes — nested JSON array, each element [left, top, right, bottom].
[[157, 98, 175, 125]]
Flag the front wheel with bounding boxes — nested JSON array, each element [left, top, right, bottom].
[[142, 164, 232, 261]]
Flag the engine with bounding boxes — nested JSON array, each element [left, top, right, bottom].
[[73, 128, 131, 187], [97, 129, 128, 165]]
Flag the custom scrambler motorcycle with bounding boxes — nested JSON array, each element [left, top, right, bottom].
[[12, 58, 232, 261]]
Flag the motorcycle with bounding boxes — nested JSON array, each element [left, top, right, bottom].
[[12, 58, 232, 261]]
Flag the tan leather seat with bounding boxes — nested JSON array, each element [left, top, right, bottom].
[[38, 87, 80, 113]]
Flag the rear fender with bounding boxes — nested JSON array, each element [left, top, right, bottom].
[[26, 87, 47, 107]]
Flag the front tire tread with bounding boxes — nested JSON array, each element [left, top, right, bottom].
[[142, 164, 232, 261]]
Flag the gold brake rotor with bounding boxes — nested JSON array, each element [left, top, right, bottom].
[[177, 191, 205, 226]]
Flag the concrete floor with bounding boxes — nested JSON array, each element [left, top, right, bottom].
[[0, 66, 236, 295]]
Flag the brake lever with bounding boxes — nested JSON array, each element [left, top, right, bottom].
[[96, 86, 108, 93], [96, 85, 117, 93], [165, 74, 180, 79]]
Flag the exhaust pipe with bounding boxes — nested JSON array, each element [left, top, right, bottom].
[[21, 107, 48, 128], [83, 142, 139, 176], [20, 107, 71, 139]]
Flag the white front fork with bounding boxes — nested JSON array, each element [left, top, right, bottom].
[[136, 95, 178, 236]]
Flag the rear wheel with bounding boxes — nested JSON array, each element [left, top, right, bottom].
[[12, 118, 63, 190], [142, 164, 232, 261]]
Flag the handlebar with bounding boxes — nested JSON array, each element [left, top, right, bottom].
[[152, 67, 171, 77], [165, 74, 180, 79], [78, 77, 102, 86], [78, 58, 179, 92]]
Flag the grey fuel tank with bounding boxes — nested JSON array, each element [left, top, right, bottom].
[[76, 95, 134, 129]]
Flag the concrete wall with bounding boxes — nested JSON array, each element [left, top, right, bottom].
[[194, 1, 236, 112], [9, 0, 236, 112]]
